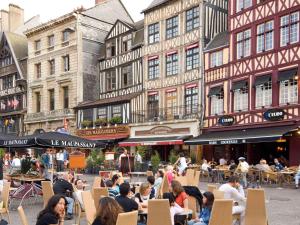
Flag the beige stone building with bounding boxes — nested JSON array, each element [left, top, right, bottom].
[[24, 0, 133, 134]]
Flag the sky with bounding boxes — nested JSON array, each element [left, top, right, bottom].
[[0, 0, 151, 22]]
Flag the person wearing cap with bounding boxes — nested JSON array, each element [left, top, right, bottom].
[[237, 157, 249, 188]]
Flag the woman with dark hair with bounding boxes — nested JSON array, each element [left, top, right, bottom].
[[36, 194, 67, 225], [170, 180, 188, 209], [188, 192, 215, 225], [111, 174, 120, 194], [92, 197, 123, 225], [153, 170, 164, 196]]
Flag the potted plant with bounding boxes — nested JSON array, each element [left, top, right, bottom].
[[151, 151, 161, 173], [81, 120, 92, 129], [109, 116, 122, 125], [95, 118, 107, 127], [168, 150, 178, 165]]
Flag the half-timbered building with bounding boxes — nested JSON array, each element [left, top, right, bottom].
[[75, 19, 144, 145], [187, 0, 300, 166], [119, 0, 228, 161]]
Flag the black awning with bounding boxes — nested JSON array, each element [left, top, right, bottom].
[[255, 75, 271, 86], [232, 80, 247, 90], [208, 86, 223, 96], [119, 135, 192, 147], [185, 125, 296, 145], [278, 68, 298, 81]]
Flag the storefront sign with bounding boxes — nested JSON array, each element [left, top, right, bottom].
[[218, 116, 235, 126], [208, 139, 246, 145], [77, 126, 130, 139], [135, 126, 190, 136], [264, 109, 285, 121]]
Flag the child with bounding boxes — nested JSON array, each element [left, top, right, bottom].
[[188, 192, 214, 225]]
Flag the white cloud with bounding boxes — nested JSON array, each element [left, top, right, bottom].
[[0, 0, 151, 23]]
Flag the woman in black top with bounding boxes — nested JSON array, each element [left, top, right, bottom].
[[92, 197, 123, 225], [36, 194, 67, 225]]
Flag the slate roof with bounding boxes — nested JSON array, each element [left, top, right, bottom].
[[5, 32, 27, 60], [205, 31, 229, 52], [142, 0, 171, 13]]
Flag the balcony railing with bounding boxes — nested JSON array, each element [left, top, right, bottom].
[[132, 104, 201, 123], [25, 108, 75, 122]]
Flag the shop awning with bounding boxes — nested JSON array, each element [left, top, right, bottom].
[[119, 135, 192, 147], [185, 125, 296, 145], [83, 134, 129, 144]]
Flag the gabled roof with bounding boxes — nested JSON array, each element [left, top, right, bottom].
[[142, 0, 171, 13], [204, 31, 229, 52], [105, 19, 134, 40]]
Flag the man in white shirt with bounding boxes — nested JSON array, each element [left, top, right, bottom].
[[10, 155, 21, 174], [238, 157, 249, 188], [56, 150, 64, 172], [219, 176, 246, 225]]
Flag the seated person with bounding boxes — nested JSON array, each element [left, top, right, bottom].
[[188, 191, 214, 225], [115, 183, 139, 212], [274, 158, 284, 171], [73, 179, 84, 210], [135, 183, 153, 208], [201, 160, 211, 172], [111, 174, 120, 194], [147, 175, 155, 199], [163, 193, 184, 225], [53, 174, 74, 220], [295, 164, 300, 189], [26, 161, 39, 176], [229, 160, 237, 171], [170, 180, 188, 209], [106, 180, 119, 198], [153, 170, 164, 196], [256, 159, 272, 172]]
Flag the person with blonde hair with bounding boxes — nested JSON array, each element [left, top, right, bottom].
[[134, 182, 153, 208], [92, 197, 123, 225]]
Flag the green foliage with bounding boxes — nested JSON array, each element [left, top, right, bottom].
[[136, 146, 146, 159], [169, 150, 178, 164], [151, 151, 161, 172], [190, 151, 196, 164], [109, 116, 122, 125], [95, 118, 107, 126], [81, 120, 92, 128], [88, 149, 105, 168], [0, 148, 5, 158]]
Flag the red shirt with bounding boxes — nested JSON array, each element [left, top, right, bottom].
[[175, 192, 187, 208]]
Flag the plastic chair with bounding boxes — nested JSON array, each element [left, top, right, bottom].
[[17, 206, 29, 225], [0, 181, 11, 223], [147, 199, 172, 225], [116, 210, 138, 225], [93, 187, 109, 209], [81, 191, 96, 225], [159, 175, 169, 198], [187, 195, 198, 219], [207, 184, 217, 193], [41, 181, 54, 208], [209, 199, 233, 225], [245, 189, 268, 225], [213, 190, 224, 199]]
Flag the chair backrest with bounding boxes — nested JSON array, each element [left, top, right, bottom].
[[159, 175, 169, 198], [92, 177, 102, 189], [213, 190, 224, 199], [116, 210, 138, 225], [187, 195, 198, 219], [207, 184, 217, 193], [147, 199, 172, 225], [2, 181, 10, 209], [146, 171, 154, 177], [191, 171, 201, 186], [18, 206, 29, 225], [245, 189, 268, 225], [41, 181, 54, 208], [93, 187, 109, 209], [175, 175, 187, 186], [186, 169, 195, 185], [82, 191, 96, 225], [209, 199, 233, 225]]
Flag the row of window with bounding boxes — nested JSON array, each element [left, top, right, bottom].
[[209, 71, 298, 115], [35, 55, 70, 78], [148, 46, 199, 79], [0, 56, 13, 68], [105, 64, 133, 91], [34, 86, 69, 112], [106, 34, 132, 58], [236, 0, 267, 13], [0, 74, 17, 90], [148, 6, 199, 44], [34, 30, 71, 53], [236, 12, 299, 60], [97, 105, 122, 119]]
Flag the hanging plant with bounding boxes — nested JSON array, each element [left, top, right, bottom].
[[109, 116, 122, 125]]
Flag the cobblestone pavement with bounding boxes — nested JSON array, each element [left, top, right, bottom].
[[4, 174, 300, 225]]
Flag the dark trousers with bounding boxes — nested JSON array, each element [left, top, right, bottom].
[[57, 160, 64, 172]]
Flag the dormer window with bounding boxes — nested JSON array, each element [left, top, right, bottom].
[[106, 41, 116, 58]]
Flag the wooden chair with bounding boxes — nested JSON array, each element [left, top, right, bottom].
[[245, 189, 268, 225], [207, 184, 217, 193], [146, 171, 154, 177], [116, 210, 138, 225], [159, 175, 169, 198], [74, 199, 85, 225], [191, 170, 201, 186], [262, 171, 278, 185], [147, 199, 172, 225], [92, 177, 102, 189], [186, 169, 195, 185], [187, 195, 198, 219], [82, 191, 96, 225], [209, 199, 233, 225], [0, 181, 11, 223], [42, 181, 54, 208], [93, 187, 109, 209], [213, 190, 224, 199], [175, 175, 187, 186], [17, 206, 29, 225]]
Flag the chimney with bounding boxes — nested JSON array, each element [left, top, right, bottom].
[[0, 10, 9, 32], [8, 4, 24, 32], [95, 0, 107, 5]]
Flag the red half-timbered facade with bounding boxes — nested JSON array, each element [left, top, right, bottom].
[[188, 0, 300, 166]]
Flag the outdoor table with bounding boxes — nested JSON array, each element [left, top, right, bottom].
[[10, 176, 45, 206], [212, 168, 229, 183], [279, 171, 296, 185], [129, 172, 147, 182]]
